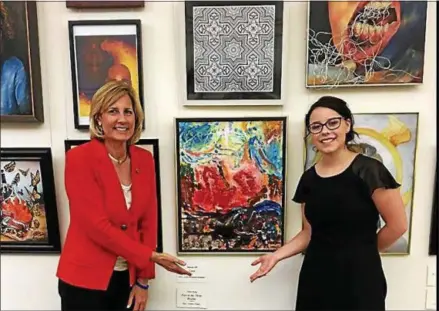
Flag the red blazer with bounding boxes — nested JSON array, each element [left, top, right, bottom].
[[56, 138, 158, 290]]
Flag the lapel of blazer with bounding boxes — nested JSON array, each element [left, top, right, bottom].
[[90, 139, 129, 216], [127, 144, 143, 217]]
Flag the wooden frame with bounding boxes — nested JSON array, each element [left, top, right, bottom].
[[175, 117, 288, 254], [429, 163, 437, 256], [66, 1, 144, 9], [64, 139, 163, 252], [1, 148, 61, 253], [0, 1, 44, 122], [68, 19, 144, 129], [184, 1, 284, 102]]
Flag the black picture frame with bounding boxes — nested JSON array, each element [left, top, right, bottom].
[[66, 1, 145, 9], [0, 1, 44, 123], [64, 139, 163, 252], [1, 148, 61, 253], [175, 117, 287, 254], [429, 164, 437, 256], [68, 19, 144, 129], [185, 1, 284, 100]]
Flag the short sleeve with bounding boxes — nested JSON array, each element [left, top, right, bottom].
[[292, 172, 311, 204], [355, 156, 401, 196]]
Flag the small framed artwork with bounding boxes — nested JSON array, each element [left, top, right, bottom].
[[175, 117, 287, 254], [304, 113, 419, 255], [429, 164, 437, 256], [185, 1, 284, 102], [1, 148, 61, 253], [0, 1, 44, 122], [66, 1, 144, 9], [306, 1, 428, 88], [68, 19, 144, 129], [64, 139, 163, 252]]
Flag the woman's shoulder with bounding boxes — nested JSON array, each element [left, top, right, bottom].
[[130, 145, 153, 158], [351, 153, 387, 172], [350, 153, 400, 194], [130, 145, 155, 166], [66, 141, 93, 158]]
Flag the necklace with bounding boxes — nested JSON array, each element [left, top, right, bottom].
[[108, 153, 128, 165]]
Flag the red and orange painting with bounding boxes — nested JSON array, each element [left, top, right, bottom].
[[176, 117, 287, 253], [69, 21, 143, 128], [306, 1, 427, 87], [1, 161, 48, 244]]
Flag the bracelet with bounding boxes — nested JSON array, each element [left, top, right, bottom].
[[135, 280, 149, 290]]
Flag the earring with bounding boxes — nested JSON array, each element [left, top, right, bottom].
[[97, 122, 104, 135]]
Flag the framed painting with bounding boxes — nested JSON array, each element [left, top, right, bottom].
[[66, 1, 144, 9], [0, 1, 44, 122], [175, 117, 287, 254], [185, 1, 284, 101], [68, 20, 144, 129], [1, 148, 61, 253], [429, 163, 437, 256], [306, 1, 428, 88], [64, 139, 163, 252], [304, 113, 419, 255]]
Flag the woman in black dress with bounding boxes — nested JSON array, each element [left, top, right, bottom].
[[250, 96, 408, 310]]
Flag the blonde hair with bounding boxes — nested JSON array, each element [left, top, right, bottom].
[[89, 80, 144, 145]]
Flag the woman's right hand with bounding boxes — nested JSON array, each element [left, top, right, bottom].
[[249, 253, 279, 283], [151, 252, 192, 276]]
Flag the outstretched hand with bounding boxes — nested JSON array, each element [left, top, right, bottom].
[[250, 253, 279, 283], [151, 252, 192, 276]]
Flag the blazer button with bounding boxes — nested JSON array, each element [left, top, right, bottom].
[[120, 224, 127, 230]]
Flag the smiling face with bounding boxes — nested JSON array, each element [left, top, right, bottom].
[[98, 94, 135, 143], [328, 1, 401, 64], [308, 107, 351, 154]]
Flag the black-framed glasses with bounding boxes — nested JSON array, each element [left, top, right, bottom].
[[308, 117, 343, 134]]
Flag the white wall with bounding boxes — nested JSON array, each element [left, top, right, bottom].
[[1, 1, 436, 310]]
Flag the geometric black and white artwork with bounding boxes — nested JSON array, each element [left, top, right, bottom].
[[185, 1, 283, 101]]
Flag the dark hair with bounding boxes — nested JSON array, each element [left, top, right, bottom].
[[305, 96, 359, 144]]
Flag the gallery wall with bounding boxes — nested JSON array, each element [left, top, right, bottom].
[[0, 1, 437, 310]]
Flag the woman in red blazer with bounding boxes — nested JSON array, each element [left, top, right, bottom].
[[56, 80, 190, 311]]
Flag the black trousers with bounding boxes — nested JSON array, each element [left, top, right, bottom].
[[58, 270, 133, 311]]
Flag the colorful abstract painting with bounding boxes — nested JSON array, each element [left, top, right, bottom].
[[305, 113, 418, 255], [176, 117, 287, 253], [306, 1, 427, 87], [68, 20, 143, 128], [185, 1, 283, 100], [1, 148, 61, 253]]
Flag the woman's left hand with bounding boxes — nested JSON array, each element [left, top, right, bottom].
[[127, 284, 148, 311]]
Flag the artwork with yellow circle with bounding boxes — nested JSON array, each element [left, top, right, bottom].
[[304, 113, 418, 255]]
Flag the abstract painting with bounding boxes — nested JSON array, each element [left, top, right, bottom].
[[0, 1, 44, 122], [1, 148, 61, 253], [64, 139, 163, 252], [68, 20, 144, 129], [175, 117, 287, 253], [185, 1, 283, 101], [429, 163, 437, 256], [306, 1, 428, 88], [66, 1, 145, 9], [304, 113, 418, 255]]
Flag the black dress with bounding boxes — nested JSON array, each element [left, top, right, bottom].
[[292, 154, 400, 311]]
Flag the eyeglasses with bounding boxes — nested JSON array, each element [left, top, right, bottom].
[[308, 117, 342, 134]]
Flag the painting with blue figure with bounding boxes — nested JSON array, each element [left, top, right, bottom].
[[0, 1, 43, 122], [1, 57, 30, 115]]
